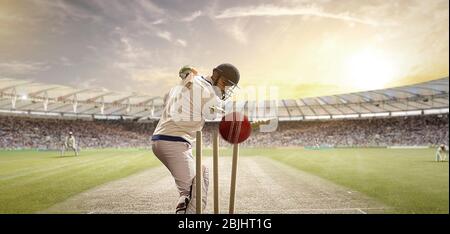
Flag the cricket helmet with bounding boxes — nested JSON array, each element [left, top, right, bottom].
[[213, 63, 240, 100]]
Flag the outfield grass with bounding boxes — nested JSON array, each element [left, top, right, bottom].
[[204, 147, 448, 214], [0, 148, 448, 214], [0, 149, 159, 213]]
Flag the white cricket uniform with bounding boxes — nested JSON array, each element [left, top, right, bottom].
[[153, 75, 222, 144], [151, 75, 222, 213], [62, 135, 78, 156], [436, 146, 448, 162], [66, 136, 76, 148]]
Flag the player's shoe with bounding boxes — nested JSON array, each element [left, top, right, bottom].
[[175, 195, 190, 214]]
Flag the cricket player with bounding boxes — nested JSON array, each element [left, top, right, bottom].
[[61, 131, 79, 156], [151, 63, 239, 214], [435, 144, 448, 162]]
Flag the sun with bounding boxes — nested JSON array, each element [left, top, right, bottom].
[[346, 48, 396, 90]]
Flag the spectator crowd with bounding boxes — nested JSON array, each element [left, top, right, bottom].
[[0, 114, 448, 150], [203, 114, 448, 148], [0, 116, 155, 150]]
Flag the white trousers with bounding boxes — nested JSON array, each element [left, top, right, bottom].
[[152, 140, 209, 212], [436, 152, 447, 161], [61, 145, 78, 156]]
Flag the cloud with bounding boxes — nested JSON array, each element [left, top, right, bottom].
[[59, 57, 74, 66], [155, 31, 186, 47], [130, 67, 174, 82], [215, 4, 385, 26], [176, 39, 187, 47], [0, 11, 25, 23], [108, 31, 181, 94], [0, 61, 50, 75], [181, 11, 203, 22], [86, 45, 98, 51], [74, 77, 99, 89], [157, 31, 172, 42], [114, 34, 153, 69], [151, 19, 165, 25], [223, 20, 248, 44], [136, 0, 165, 15], [2, 0, 446, 99], [29, 0, 103, 23], [119, 36, 138, 59]]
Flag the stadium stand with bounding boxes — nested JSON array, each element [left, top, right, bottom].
[[0, 77, 448, 150], [0, 114, 447, 150], [0, 77, 448, 121], [0, 116, 154, 150], [203, 114, 449, 148]]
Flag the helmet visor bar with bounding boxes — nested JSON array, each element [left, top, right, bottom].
[[222, 80, 239, 100]]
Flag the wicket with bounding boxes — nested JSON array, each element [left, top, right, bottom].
[[195, 131, 202, 214], [196, 130, 239, 214]]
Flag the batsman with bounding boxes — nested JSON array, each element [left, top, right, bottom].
[[151, 63, 240, 214]]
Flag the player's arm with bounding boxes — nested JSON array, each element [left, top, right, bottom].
[[196, 75, 231, 120], [203, 95, 224, 121], [163, 92, 169, 106]]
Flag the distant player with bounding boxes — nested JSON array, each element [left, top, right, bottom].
[[435, 144, 448, 162], [152, 63, 239, 214], [61, 131, 78, 156]]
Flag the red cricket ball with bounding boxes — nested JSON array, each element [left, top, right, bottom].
[[219, 112, 252, 144]]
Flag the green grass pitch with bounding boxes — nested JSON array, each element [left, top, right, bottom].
[[0, 148, 448, 214], [0, 149, 159, 213]]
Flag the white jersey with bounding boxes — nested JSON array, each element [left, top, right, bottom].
[[437, 146, 448, 154], [153, 75, 223, 144], [65, 136, 76, 148]]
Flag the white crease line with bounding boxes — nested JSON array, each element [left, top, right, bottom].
[[83, 207, 388, 214], [356, 208, 367, 214], [243, 207, 387, 212]]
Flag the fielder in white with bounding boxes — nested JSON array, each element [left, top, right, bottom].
[[61, 131, 79, 156], [151, 64, 239, 214], [435, 144, 448, 162]]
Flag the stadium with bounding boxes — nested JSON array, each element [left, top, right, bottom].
[[0, 76, 448, 214]]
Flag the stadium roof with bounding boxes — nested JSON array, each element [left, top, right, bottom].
[[0, 77, 164, 118], [0, 77, 448, 121], [264, 77, 449, 121]]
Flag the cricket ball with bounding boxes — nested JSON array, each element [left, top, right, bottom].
[[219, 112, 252, 144]]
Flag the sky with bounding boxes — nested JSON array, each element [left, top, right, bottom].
[[0, 0, 448, 99]]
